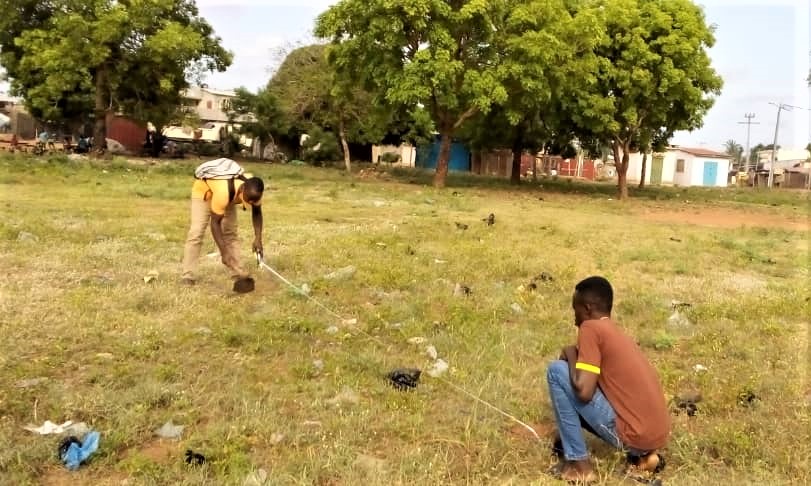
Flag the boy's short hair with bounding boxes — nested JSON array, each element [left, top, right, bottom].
[[575, 276, 613, 313]]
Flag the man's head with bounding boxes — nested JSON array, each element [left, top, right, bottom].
[[242, 177, 264, 205], [572, 276, 613, 326]]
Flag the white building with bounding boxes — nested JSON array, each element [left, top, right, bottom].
[[180, 86, 237, 123], [626, 146, 731, 187]]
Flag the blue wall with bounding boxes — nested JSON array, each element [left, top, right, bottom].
[[416, 136, 471, 172]]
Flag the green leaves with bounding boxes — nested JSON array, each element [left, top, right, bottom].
[[1, 0, 231, 126]]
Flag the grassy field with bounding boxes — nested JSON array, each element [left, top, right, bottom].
[[0, 153, 809, 485]]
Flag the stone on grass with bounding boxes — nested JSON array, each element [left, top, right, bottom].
[[510, 303, 524, 314], [425, 345, 438, 360], [155, 420, 184, 439], [243, 468, 269, 486], [426, 359, 449, 378], [407, 337, 427, 345], [354, 453, 387, 473], [326, 387, 360, 406], [324, 265, 356, 280], [15, 377, 48, 388], [17, 231, 39, 242]]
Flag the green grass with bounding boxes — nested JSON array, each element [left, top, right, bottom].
[[0, 153, 809, 485]]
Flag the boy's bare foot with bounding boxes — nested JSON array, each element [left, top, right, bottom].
[[560, 460, 597, 483], [626, 451, 664, 475]]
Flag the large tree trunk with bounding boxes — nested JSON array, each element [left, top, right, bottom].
[[434, 130, 452, 188], [638, 152, 648, 189], [471, 151, 482, 175], [93, 66, 108, 157], [338, 119, 351, 173], [613, 141, 630, 199], [510, 140, 522, 185]]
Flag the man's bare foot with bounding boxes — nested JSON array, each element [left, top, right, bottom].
[[626, 451, 664, 475], [560, 460, 597, 483]]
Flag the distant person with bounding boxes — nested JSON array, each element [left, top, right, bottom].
[[76, 136, 90, 154], [181, 159, 265, 288], [547, 276, 669, 483]]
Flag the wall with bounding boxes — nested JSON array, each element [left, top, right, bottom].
[[372, 144, 417, 167], [672, 153, 694, 186], [684, 155, 730, 187], [626, 151, 677, 185], [106, 114, 146, 154]]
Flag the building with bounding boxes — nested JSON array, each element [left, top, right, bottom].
[[757, 148, 810, 166], [180, 85, 237, 123], [626, 146, 731, 187]]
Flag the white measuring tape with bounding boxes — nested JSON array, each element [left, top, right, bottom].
[[254, 254, 542, 442]]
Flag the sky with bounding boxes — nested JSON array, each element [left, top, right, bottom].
[[2, 0, 809, 152]]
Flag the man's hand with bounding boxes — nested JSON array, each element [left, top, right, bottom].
[[252, 238, 263, 258], [560, 345, 578, 362]]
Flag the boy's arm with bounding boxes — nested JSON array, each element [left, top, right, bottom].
[[561, 346, 599, 402]]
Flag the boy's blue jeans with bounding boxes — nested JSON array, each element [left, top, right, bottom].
[[546, 360, 646, 461]]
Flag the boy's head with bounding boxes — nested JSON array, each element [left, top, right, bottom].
[[242, 177, 265, 205], [572, 276, 613, 326]]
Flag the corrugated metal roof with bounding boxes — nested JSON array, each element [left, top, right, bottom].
[[674, 147, 731, 159]]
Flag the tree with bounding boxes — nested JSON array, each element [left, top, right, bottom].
[[229, 87, 288, 161], [563, 0, 723, 199], [2, 0, 231, 153], [269, 43, 433, 171], [460, 0, 576, 185], [316, 0, 511, 187], [724, 139, 743, 164]]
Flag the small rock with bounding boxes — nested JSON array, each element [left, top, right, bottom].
[[388, 322, 404, 329], [426, 345, 438, 360], [407, 337, 427, 345], [95, 352, 114, 360], [453, 283, 471, 297], [434, 259, 447, 264], [155, 420, 184, 439], [510, 303, 524, 314], [313, 359, 324, 371], [354, 453, 387, 473], [426, 359, 449, 378], [326, 387, 360, 406], [667, 310, 692, 329], [326, 326, 339, 334], [300, 283, 311, 295], [143, 270, 159, 284], [269, 433, 285, 445], [17, 231, 39, 242], [375, 242, 387, 247], [15, 377, 48, 388], [341, 318, 358, 327], [243, 468, 269, 486], [693, 364, 708, 373], [301, 420, 322, 427], [737, 390, 759, 407], [194, 327, 212, 336], [372, 201, 386, 207], [324, 265, 356, 280]]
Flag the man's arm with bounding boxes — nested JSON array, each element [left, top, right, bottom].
[[251, 204, 263, 256], [561, 345, 599, 403]]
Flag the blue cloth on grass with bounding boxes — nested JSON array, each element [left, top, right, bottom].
[[61, 431, 100, 470]]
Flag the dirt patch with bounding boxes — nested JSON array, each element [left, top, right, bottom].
[[637, 206, 808, 231], [120, 438, 178, 464], [39, 467, 130, 486]]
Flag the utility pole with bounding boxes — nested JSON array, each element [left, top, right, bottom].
[[738, 113, 759, 183], [767, 102, 793, 188]]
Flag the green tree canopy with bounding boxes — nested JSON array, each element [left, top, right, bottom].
[[1, 0, 231, 151], [316, 0, 511, 186], [229, 87, 288, 161], [563, 0, 723, 198], [268, 43, 432, 171]]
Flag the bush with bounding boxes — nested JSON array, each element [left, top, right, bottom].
[[301, 127, 340, 166], [379, 152, 401, 164]]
